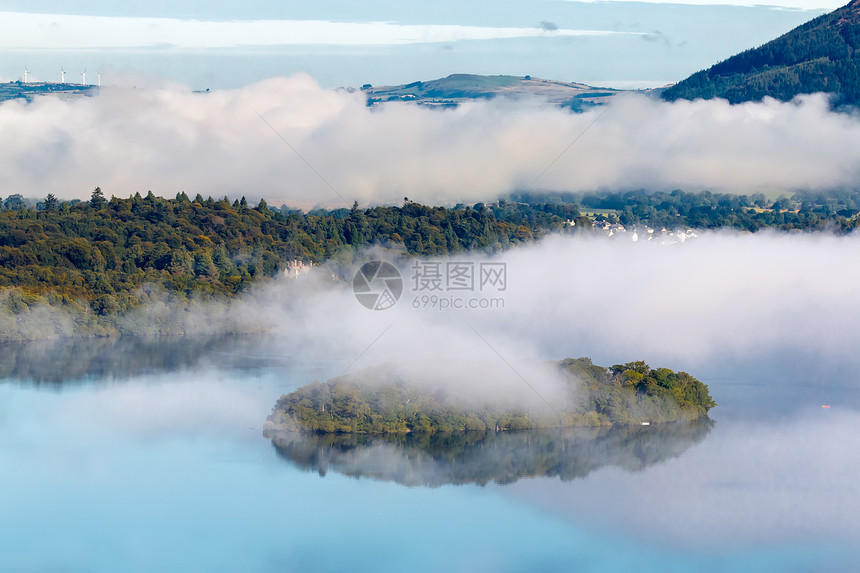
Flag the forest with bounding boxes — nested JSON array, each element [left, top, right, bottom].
[[0, 188, 577, 317], [1, 186, 858, 339]]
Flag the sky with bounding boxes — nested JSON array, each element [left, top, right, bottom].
[[0, 0, 839, 89]]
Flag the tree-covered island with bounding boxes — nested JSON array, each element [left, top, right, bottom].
[[264, 358, 716, 434]]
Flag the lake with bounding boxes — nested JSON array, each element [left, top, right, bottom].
[[1, 336, 857, 572]]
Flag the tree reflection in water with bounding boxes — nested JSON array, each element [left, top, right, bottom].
[[268, 420, 713, 487]]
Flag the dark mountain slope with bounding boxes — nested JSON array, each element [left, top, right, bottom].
[[662, 0, 860, 105]]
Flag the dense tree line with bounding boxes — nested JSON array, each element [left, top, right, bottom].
[[0, 189, 573, 315], [662, 1, 860, 106], [265, 358, 715, 435], [1, 187, 857, 327]]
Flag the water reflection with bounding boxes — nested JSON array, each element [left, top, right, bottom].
[[0, 335, 305, 384], [268, 419, 713, 487]]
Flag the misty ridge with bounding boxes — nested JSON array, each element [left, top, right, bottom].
[[1, 75, 860, 205]]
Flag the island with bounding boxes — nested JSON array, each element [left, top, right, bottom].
[[264, 358, 716, 435]]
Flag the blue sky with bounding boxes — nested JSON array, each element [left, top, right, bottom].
[[0, 0, 837, 88]]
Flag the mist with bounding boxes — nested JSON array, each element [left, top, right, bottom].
[[4, 228, 860, 408], [269, 230, 860, 369], [3, 76, 860, 206], [34, 229, 850, 407]]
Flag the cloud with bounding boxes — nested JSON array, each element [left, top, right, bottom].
[[2, 78, 860, 207], [488, 231, 860, 366], [72, 229, 856, 409], [642, 30, 672, 46], [261, 231, 860, 404], [81, 230, 860, 384], [0, 11, 638, 50]]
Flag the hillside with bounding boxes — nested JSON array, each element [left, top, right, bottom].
[[0, 82, 96, 103], [662, 0, 860, 105], [359, 74, 623, 110], [0, 191, 581, 340], [2, 188, 858, 341]]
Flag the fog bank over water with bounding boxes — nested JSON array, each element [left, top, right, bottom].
[[494, 231, 860, 365], [2, 77, 860, 205], [12, 229, 847, 408], [4, 231, 859, 396], [258, 231, 860, 374]]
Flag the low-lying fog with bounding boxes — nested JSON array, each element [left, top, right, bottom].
[[157, 231, 860, 399], [3, 76, 860, 205]]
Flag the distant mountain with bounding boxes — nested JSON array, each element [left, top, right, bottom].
[[662, 0, 860, 105], [357, 74, 626, 110]]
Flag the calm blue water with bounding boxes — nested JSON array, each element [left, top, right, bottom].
[[1, 337, 856, 572]]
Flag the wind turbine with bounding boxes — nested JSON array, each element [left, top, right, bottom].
[[61, 67, 66, 83], [81, 68, 87, 85]]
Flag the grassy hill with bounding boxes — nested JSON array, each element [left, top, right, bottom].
[[662, 0, 860, 105], [361, 74, 621, 110], [0, 82, 96, 103]]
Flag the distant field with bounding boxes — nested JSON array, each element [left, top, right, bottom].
[[581, 209, 618, 217]]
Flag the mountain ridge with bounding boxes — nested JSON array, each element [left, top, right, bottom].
[[662, 0, 860, 105]]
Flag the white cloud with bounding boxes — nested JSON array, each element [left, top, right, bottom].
[[135, 231, 860, 399], [490, 232, 860, 365], [0, 11, 640, 50], [2, 78, 860, 206]]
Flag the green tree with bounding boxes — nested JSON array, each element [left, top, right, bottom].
[[90, 187, 106, 209], [41, 194, 58, 211], [3, 194, 25, 210]]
